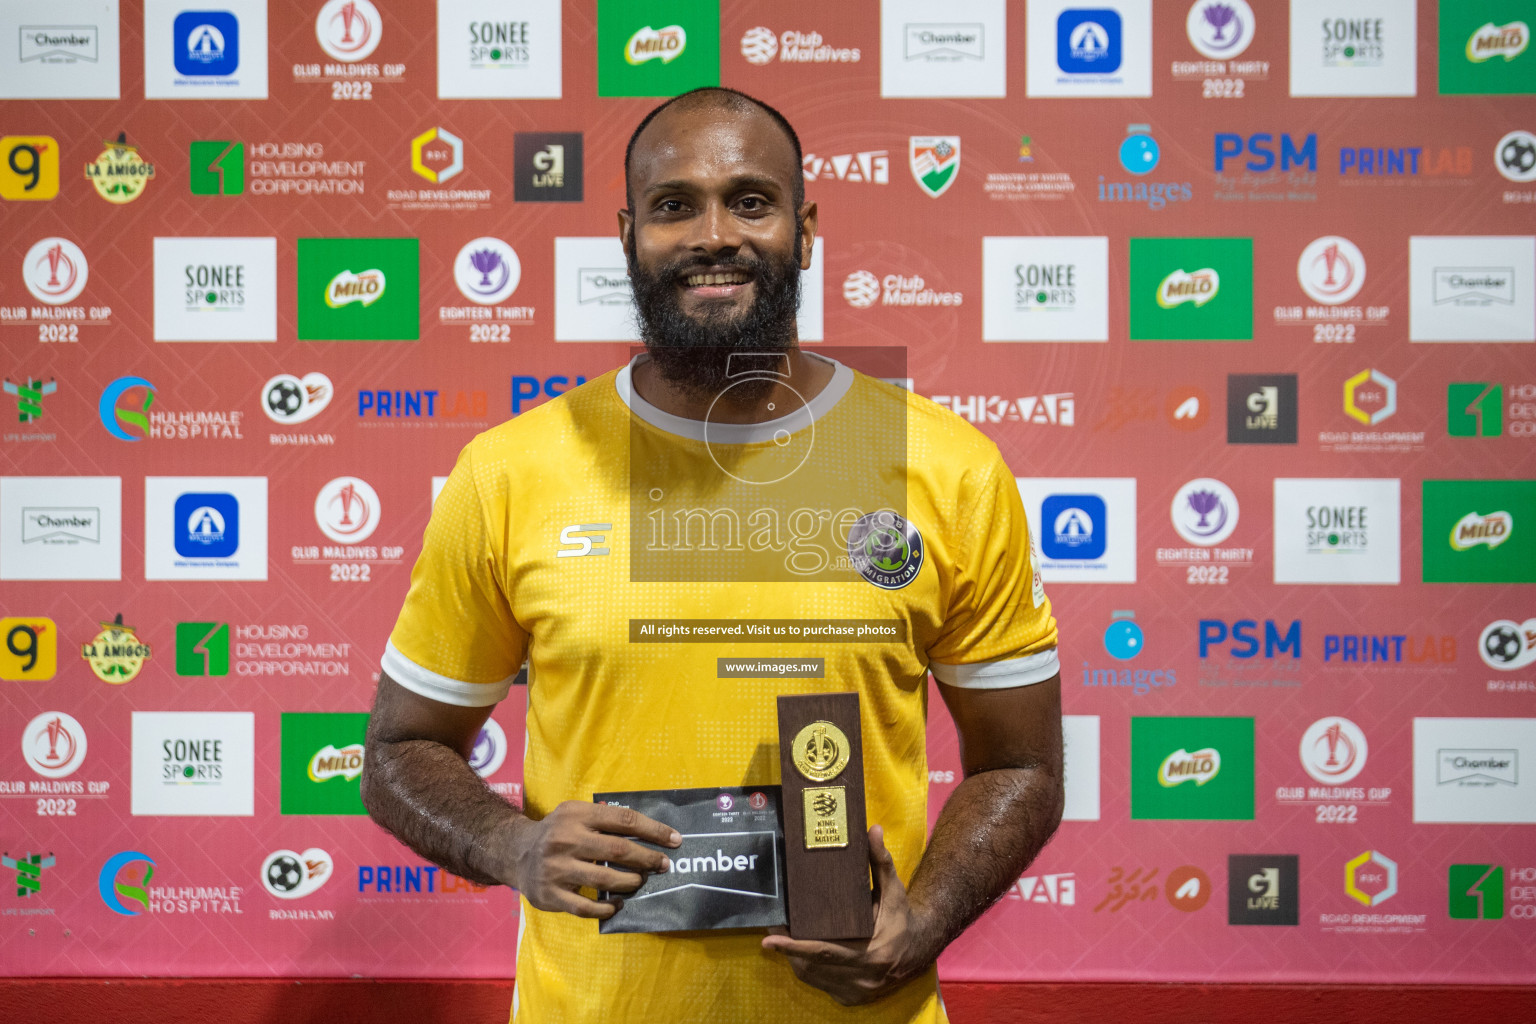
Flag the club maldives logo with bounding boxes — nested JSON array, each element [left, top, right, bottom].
[[98, 851, 155, 915], [1451, 511, 1512, 551], [1187, 0, 1254, 60], [1468, 21, 1528, 63], [1157, 267, 1219, 308], [263, 373, 333, 424], [1480, 618, 1536, 671], [22, 711, 87, 778], [1298, 236, 1366, 305], [317, 0, 381, 62], [98, 376, 156, 441], [22, 238, 88, 304], [1300, 717, 1368, 784], [315, 477, 380, 544], [627, 24, 685, 64], [1171, 478, 1239, 546], [454, 238, 521, 305], [909, 137, 960, 198], [80, 614, 151, 684], [84, 133, 155, 204], [740, 27, 859, 65], [1158, 747, 1220, 787]]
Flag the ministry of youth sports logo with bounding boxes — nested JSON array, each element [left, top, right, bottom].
[[847, 511, 924, 589]]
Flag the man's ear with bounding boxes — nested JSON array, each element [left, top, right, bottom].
[[618, 208, 635, 266], [797, 201, 818, 271]]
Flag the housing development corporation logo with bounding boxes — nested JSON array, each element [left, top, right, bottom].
[[189, 140, 244, 195], [1448, 865, 1504, 919]]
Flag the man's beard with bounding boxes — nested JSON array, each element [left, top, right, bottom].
[[628, 239, 802, 403]]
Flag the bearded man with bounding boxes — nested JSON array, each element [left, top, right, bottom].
[[361, 87, 1063, 1023]]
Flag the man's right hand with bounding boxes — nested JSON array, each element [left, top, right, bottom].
[[502, 801, 683, 920]]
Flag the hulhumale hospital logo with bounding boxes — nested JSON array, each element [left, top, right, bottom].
[[847, 511, 924, 589], [99, 376, 156, 441], [99, 850, 155, 915]]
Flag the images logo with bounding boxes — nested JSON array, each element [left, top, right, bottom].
[[1103, 611, 1143, 660], [0, 136, 59, 200], [1345, 370, 1396, 425], [1229, 854, 1298, 925], [1130, 237, 1253, 341], [1, 617, 55, 680], [1298, 236, 1366, 305], [21, 711, 86, 778], [1157, 747, 1219, 787], [1187, 0, 1254, 60], [1171, 478, 1239, 546], [317, 0, 381, 62], [80, 614, 151, 684], [909, 136, 960, 198], [98, 851, 154, 916], [262, 848, 333, 899], [514, 132, 583, 202], [280, 712, 369, 815], [98, 376, 155, 441], [263, 373, 332, 424], [410, 127, 463, 184], [23, 237, 87, 304], [1300, 717, 1368, 784], [189, 140, 244, 195], [315, 477, 380, 544], [176, 622, 230, 676], [1449, 864, 1504, 919], [298, 238, 419, 341], [174, 11, 239, 77], [1132, 716, 1255, 820], [454, 238, 521, 305], [84, 133, 155, 204], [1480, 618, 1536, 671], [1119, 123, 1158, 174], [1448, 382, 1502, 437]]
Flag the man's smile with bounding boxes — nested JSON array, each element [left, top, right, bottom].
[[679, 266, 755, 301]]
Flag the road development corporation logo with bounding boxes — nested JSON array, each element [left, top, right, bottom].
[[22, 712, 87, 778], [1345, 369, 1396, 425], [1480, 618, 1536, 671], [454, 238, 521, 305], [262, 848, 333, 899], [80, 614, 151, 684], [315, 477, 380, 544], [410, 127, 463, 184], [316, 0, 381, 62], [23, 238, 87, 304], [1344, 850, 1398, 907], [1301, 717, 1368, 785], [84, 133, 154, 204], [1187, 0, 1255, 60], [99, 851, 155, 915], [909, 137, 960, 197], [1171, 478, 1239, 546], [263, 373, 332, 424], [847, 511, 924, 589]]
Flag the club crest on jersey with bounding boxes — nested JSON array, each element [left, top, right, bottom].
[[847, 511, 924, 590]]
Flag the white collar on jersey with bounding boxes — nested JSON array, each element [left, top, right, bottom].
[[614, 351, 855, 444]]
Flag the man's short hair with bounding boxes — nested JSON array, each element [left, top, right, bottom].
[[624, 87, 805, 212]]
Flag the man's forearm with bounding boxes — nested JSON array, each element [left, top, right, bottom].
[[360, 737, 528, 888], [900, 765, 1064, 969]]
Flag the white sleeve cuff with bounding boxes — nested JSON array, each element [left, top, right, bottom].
[[930, 648, 1059, 689], [381, 640, 516, 708]]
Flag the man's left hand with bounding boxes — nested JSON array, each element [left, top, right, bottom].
[[761, 825, 931, 1006]]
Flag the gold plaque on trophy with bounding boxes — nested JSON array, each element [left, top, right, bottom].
[[802, 786, 849, 849]]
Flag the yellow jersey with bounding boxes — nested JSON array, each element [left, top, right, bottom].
[[384, 353, 1058, 1023]]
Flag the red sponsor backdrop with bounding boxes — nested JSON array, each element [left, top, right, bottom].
[[2, 0, 1535, 985]]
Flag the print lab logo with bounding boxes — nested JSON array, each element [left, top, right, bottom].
[[315, 477, 380, 544], [1187, 0, 1255, 60], [316, 0, 381, 63], [22, 238, 88, 305], [740, 27, 860, 65]]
